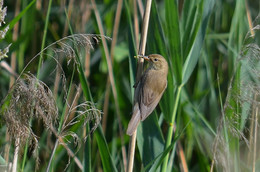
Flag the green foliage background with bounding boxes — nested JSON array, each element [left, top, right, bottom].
[[0, 0, 259, 171]]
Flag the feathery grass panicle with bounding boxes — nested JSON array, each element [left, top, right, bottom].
[[61, 101, 102, 142], [0, 0, 10, 60], [212, 17, 260, 171], [3, 73, 58, 145], [1, 34, 108, 170], [20, 34, 111, 76]]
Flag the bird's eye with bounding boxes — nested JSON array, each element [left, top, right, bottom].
[[154, 58, 158, 62]]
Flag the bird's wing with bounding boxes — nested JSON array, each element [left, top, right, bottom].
[[139, 81, 167, 121]]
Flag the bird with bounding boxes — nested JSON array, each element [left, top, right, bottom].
[[126, 54, 168, 136]]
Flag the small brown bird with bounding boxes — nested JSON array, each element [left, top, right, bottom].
[[127, 54, 168, 136]]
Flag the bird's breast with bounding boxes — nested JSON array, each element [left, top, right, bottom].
[[145, 69, 167, 93]]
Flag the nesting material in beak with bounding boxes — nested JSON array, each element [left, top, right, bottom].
[[134, 55, 149, 61]]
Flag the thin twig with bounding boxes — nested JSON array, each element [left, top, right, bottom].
[[46, 140, 59, 172], [127, 0, 152, 172]]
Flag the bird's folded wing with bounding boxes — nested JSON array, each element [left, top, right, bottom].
[[140, 84, 166, 121]]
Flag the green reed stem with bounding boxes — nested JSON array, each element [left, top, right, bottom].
[[162, 84, 182, 172]]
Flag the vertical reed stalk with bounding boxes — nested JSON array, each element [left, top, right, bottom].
[[253, 106, 258, 172], [12, 139, 20, 172], [127, 0, 152, 171]]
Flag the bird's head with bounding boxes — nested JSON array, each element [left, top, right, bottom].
[[142, 54, 168, 71]]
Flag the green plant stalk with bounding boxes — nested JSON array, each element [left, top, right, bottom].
[[37, 0, 52, 78], [21, 139, 29, 171], [162, 85, 182, 172], [84, 125, 91, 172], [58, 67, 75, 132], [217, 75, 229, 163], [18, 0, 31, 72], [46, 66, 75, 171]]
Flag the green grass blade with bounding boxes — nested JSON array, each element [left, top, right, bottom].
[[182, 0, 203, 59], [142, 130, 183, 172], [182, 0, 215, 85], [125, 0, 137, 100], [94, 126, 118, 172], [165, 0, 182, 84], [4, 0, 36, 34], [136, 112, 165, 170], [84, 125, 91, 172], [37, 0, 52, 78]]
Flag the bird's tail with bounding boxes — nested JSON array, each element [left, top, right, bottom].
[[126, 104, 141, 136]]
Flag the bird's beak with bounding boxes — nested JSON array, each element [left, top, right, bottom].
[[142, 55, 149, 61]]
